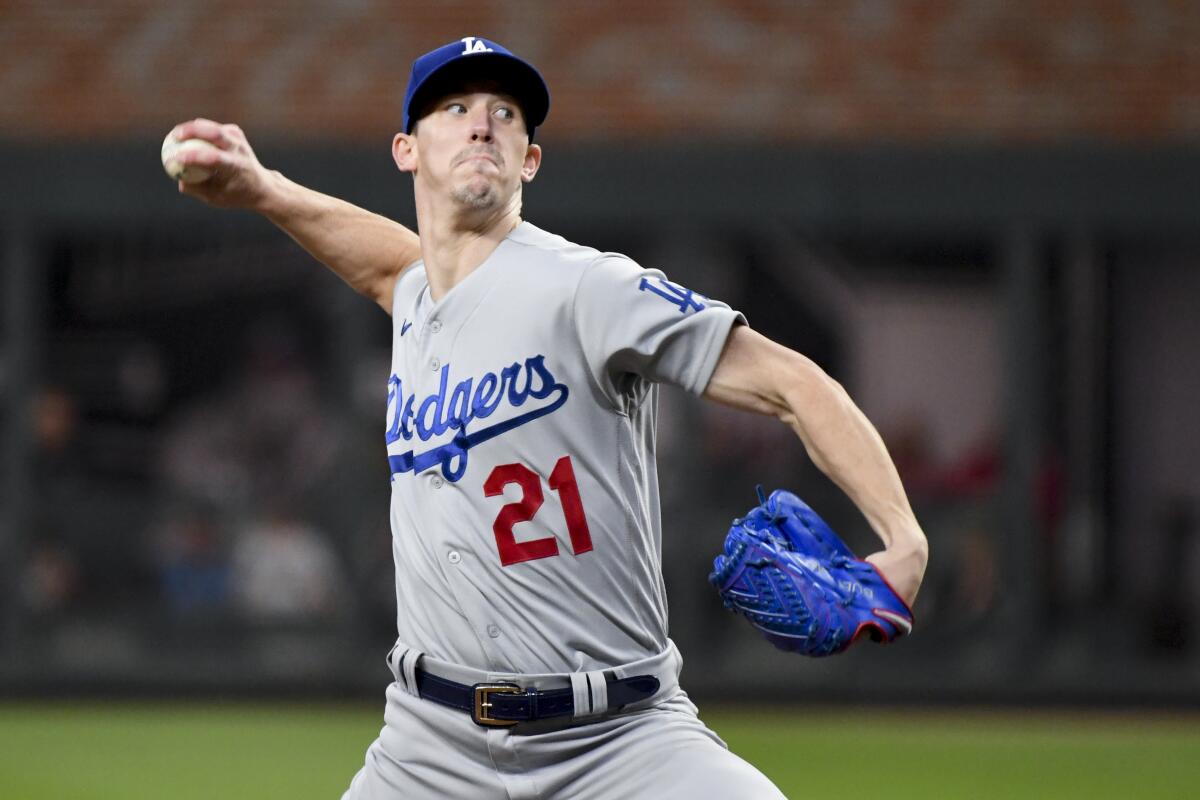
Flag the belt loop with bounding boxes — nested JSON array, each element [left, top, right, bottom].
[[385, 643, 401, 684], [585, 670, 609, 715], [569, 669, 609, 720], [385, 643, 399, 674], [400, 649, 421, 697], [569, 673, 591, 720], [388, 645, 423, 697]]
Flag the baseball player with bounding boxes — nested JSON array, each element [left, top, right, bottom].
[[168, 37, 927, 799]]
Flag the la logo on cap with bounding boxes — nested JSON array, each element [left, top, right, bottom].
[[460, 37, 493, 55]]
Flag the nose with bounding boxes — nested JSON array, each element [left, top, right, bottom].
[[468, 106, 493, 142]]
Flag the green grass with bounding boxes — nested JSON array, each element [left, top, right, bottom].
[[1, 703, 1198, 799]]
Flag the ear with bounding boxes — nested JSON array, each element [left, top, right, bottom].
[[393, 131, 417, 173], [520, 143, 542, 184]]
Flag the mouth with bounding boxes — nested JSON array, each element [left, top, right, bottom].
[[456, 152, 501, 168]]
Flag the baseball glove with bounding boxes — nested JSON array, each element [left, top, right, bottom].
[[709, 487, 914, 656]]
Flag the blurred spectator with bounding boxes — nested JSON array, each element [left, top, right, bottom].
[[159, 316, 345, 515], [19, 542, 80, 617], [34, 385, 77, 455], [116, 341, 168, 420], [26, 383, 156, 612], [21, 386, 88, 616], [156, 503, 231, 618], [151, 315, 358, 624], [229, 503, 347, 622]]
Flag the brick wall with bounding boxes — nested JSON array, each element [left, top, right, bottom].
[[1, 0, 1197, 143]]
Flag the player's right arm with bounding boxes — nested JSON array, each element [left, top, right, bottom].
[[168, 118, 420, 314]]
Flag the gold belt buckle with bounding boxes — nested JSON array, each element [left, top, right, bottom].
[[472, 683, 521, 727]]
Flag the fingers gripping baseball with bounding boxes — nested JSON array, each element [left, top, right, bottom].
[[164, 118, 272, 209]]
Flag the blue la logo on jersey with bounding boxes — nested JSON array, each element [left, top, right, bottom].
[[384, 354, 568, 482], [638, 276, 706, 313]]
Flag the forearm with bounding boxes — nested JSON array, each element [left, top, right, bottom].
[[781, 370, 919, 547], [704, 327, 927, 602], [257, 172, 420, 311], [168, 119, 421, 312], [780, 364, 928, 599]]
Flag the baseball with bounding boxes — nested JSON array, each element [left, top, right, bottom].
[[161, 133, 218, 183]]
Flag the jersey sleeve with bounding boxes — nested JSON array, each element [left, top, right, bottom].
[[572, 254, 744, 406]]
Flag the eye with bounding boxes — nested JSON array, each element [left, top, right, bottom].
[[446, 102, 467, 115], [493, 106, 515, 121]]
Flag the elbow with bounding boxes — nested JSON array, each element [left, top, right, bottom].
[[776, 352, 848, 426]]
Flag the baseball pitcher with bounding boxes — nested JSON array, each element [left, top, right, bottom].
[[167, 37, 928, 800]]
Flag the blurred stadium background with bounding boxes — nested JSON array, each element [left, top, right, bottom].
[[2, 1, 1200, 797]]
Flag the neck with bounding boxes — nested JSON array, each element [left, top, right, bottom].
[[415, 191, 523, 301]]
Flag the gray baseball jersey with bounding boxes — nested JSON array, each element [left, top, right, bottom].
[[344, 221, 787, 799], [383, 221, 741, 675]]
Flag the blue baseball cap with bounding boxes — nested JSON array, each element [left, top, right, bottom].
[[402, 37, 550, 138]]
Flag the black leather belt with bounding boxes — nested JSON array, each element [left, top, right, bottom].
[[415, 668, 661, 727]]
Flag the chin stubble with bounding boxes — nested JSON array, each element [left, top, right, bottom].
[[451, 183, 498, 210]]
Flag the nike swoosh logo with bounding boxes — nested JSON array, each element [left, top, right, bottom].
[[401, 319, 413, 336]]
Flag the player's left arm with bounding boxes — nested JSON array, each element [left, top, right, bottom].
[[702, 324, 929, 605]]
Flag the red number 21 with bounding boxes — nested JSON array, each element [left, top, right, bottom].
[[483, 455, 594, 567]]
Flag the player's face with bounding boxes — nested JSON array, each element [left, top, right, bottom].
[[395, 86, 542, 213]]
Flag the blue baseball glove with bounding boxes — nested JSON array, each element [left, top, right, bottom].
[[709, 488, 914, 656]]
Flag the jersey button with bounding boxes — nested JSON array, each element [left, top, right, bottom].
[[431, 475, 444, 489], [486, 624, 501, 639], [430, 320, 443, 333], [430, 358, 441, 371], [448, 550, 462, 564]]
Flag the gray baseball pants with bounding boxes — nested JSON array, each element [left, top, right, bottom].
[[340, 667, 786, 799]]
